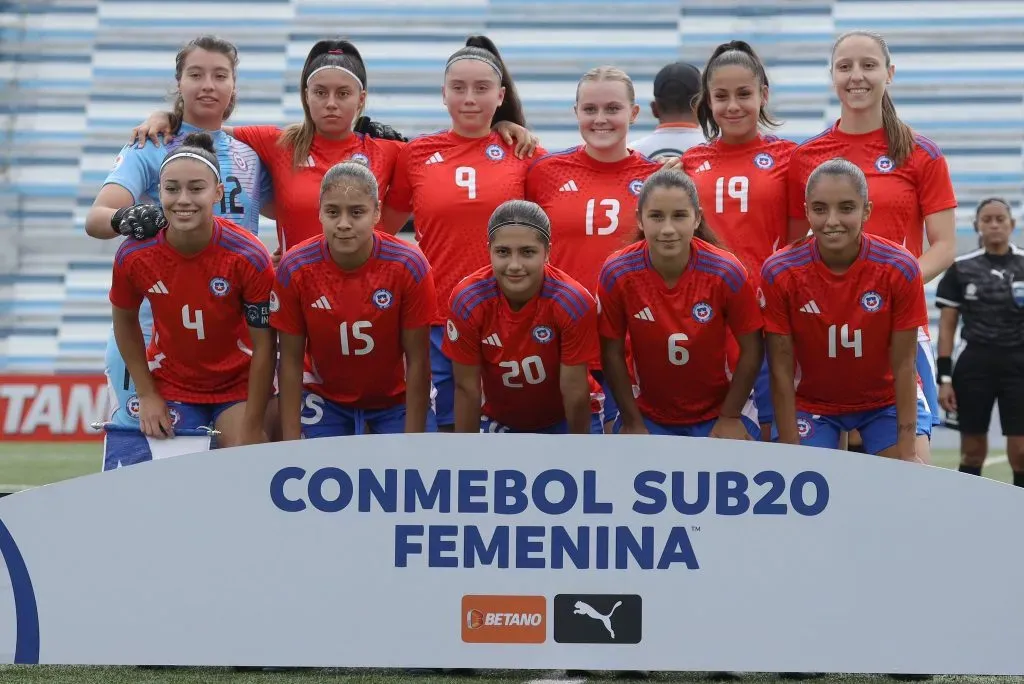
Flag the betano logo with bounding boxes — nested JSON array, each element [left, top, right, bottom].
[[461, 595, 546, 644]]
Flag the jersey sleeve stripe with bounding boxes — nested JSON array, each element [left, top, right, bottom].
[[761, 244, 814, 284], [598, 251, 647, 292], [217, 230, 272, 272], [541, 279, 588, 321], [795, 127, 832, 150], [450, 279, 494, 317], [913, 134, 942, 160], [378, 241, 428, 283], [866, 243, 920, 283], [526, 146, 578, 172], [451, 280, 499, 321], [695, 252, 744, 292], [114, 237, 159, 266], [278, 243, 325, 286]]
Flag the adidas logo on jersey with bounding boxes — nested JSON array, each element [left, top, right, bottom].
[[799, 300, 821, 314], [425, 152, 444, 165], [633, 307, 655, 322], [694, 160, 712, 173], [311, 296, 332, 310], [147, 281, 168, 295], [559, 180, 579, 192], [482, 333, 502, 347]]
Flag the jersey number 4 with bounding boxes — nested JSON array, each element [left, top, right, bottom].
[[182, 305, 205, 340], [715, 176, 749, 213]]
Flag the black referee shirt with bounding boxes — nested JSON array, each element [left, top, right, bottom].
[[935, 244, 1024, 347]]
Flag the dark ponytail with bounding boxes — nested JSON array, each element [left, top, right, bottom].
[[446, 35, 526, 128], [634, 169, 724, 249], [281, 39, 367, 167], [695, 40, 779, 140]]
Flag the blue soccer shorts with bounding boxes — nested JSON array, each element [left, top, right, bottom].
[[300, 392, 437, 438], [796, 401, 930, 455], [480, 412, 604, 435], [429, 325, 454, 428]]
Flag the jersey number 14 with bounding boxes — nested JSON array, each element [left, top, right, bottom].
[[827, 324, 863, 358]]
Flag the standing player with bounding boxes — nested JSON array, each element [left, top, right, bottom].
[[86, 36, 272, 464], [108, 133, 276, 447], [132, 39, 537, 257], [629, 61, 705, 159], [527, 67, 661, 428], [444, 200, 602, 434], [763, 159, 927, 460], [382, 36, 541, 431], [935, 198, 1024, 486], [271, 161, 436, 438], [599, 169, 763, 438], [683, 40, 796, 441], [787, 30, 958, 459]]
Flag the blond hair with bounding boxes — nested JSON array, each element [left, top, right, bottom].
[[575, 66, 636, 105]]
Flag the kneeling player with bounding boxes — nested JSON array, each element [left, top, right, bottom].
[[598, 169, 764, 438], [108, 132, 276, 452], [272, 161, 436, 439], [762, 158, 928, 460], [445, 200, 603, 434]]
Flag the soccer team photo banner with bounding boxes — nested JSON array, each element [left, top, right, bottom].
[[0, 434, 1022, 674]]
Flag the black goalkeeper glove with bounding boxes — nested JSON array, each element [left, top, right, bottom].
[[111, 204, 168, 241], [354, 115, 408, 142]]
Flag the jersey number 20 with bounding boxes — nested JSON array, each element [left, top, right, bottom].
[[500, 356, 546, 388]]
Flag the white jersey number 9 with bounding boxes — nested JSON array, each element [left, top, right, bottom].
[[500, 356, 547, 388], [456, 166, 477, 200]]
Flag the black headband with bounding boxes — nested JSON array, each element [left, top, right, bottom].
[[488, 219, 550, 240]]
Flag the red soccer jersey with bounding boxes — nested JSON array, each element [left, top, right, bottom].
[[385, 130, 542, 323], [233, 126, 403, 252], [270, 232, 436, 408], [683, 135, 795, 282], [109, 217, 274, 403], [443, 265, 601, 431], [787, 122, 957, 257], [526, 146, 660, 293], [759, 234, 929, 414], [597, 239, 763, 426]]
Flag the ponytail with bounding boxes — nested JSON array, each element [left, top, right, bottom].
[[695, 40, 779, 140], [282, 39, 366, 168], [448, 36, 526, 128], [880, 91, 914, 167]]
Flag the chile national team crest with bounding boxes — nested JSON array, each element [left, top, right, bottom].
[[485, 144, 505, 161], [691, 301, 714, 323], [532, 325, 554, 344], [372, 288, 394, 310], [860, 291, 883, 312], [167, 407, 182, 427], [628, 179, 644, 196], [125, 395, 141, 419], [232, 150, 248, 171], [796, 417, 814, 439], [874, 155, 894, 173], [209, 277, 231, 297], [753, 152, 775, 170]]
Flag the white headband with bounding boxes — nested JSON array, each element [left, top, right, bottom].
[[445, 54, 503, 80], [160, 152, 220, 181], [306, 65, 365, 90]]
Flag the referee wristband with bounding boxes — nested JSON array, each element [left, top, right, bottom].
[[936, 356, 952, 384]]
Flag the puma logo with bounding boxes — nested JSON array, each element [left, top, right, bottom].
[[573, 600, 622, 639]]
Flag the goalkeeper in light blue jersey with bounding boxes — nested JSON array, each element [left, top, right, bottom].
[[86, 35, 273, 449]]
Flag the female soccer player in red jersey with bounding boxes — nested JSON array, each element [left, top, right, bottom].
[[786, 31, 958, 458], [444, 200, 602, 434], [598, 169, 764, 438], [382, 36, 542, 431], [526, 66, 662, 430], [271, 161, 436, 439], [763, 159, 928, 461], [109, 133, 276, 447], [131, 39, 536, 257], [683, 40, 797, 440]]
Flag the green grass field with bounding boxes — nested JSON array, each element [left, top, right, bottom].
[[0, 443, 1016, 682]]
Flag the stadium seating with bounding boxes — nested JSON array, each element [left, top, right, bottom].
[[2, 0, 1023, 372]]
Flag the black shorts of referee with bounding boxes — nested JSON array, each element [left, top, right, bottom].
[[951, 343, 1024, 435]]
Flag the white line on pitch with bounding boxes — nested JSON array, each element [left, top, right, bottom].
[[526, 679, 586, 684]]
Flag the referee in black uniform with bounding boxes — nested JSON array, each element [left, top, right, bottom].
[[934, 197, 1024, 486]]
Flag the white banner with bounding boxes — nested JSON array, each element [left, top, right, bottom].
[[0, 434, 1022, 674]]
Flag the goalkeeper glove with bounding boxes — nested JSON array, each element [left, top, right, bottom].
[[354, 116, 408, 142], [111, 204, 168, 241]]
